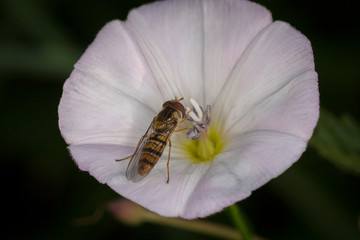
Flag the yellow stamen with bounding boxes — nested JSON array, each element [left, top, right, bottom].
[[183, 126, 225, 164]]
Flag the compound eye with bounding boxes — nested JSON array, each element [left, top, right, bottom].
[[162, 101, 171, 107], [170, 102, 186, 118]]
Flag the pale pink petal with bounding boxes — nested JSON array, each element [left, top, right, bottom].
[[59, 0, 319, 220], [108, 158, 211, 218], [70, 142, 210, 217], [252, 71, 319, 140], [202, 0, 272, 104], [74, 20, 163, 110], [59, 20, 163, 145], [126, 0, 205, 102], [69, 144, 131, 183], [184, 130, 307, 218], [213, 21, 317, 140], [59, 69, 154, 145], [125, 0, 271, 105], [77, 129, 306, 219]]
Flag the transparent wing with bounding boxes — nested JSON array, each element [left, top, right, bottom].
[[126, 119, 160, 182], [126, 118, 180, 182]]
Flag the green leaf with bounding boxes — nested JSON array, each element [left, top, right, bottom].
[[309, 109, 360, 174]]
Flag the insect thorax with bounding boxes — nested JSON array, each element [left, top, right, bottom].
[[155, 106, 181, 132]]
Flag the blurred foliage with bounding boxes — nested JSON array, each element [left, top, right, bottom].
[[1, 0, 359, 240], [310, 109, 360, 174]]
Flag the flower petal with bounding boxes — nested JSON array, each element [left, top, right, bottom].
[[59, 0, 319, 220], [108, 159, 212, 218], [70, 141, 211, 217], [74, 20, 163, 111], [213, 21, 317, 140], [126, 0, 205, 101], [126, 0, 272, 105], [184, 130, 307, 218], [68, 129, 308, 219], [59, 69, 154, 145], [59, 20, 164, 145], [251, 71, 319, 140], [69, 144, 131, 183], [202, 0, 272, 104]]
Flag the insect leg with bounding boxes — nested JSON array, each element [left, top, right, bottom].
[[174, 109, 193, 132], [115, 154, 134, 161], [179, 109, 192, 124], [174, 127, 189, 132], [166, 138, 171, 183]]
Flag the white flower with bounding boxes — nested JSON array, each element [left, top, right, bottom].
[[59, 0, 319, 219]]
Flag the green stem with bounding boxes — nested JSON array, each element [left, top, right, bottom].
[[108, 199, 265, 240], [228, 204, 253, 240], [143, 211, 241, 240]]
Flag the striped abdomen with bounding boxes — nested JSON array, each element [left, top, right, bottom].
[[138, 132, 168, 175]]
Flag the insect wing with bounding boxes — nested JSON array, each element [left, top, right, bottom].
[[126, 120, 158, 182]]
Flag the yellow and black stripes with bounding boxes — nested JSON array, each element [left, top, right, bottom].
[[138, 133, 168, 175]]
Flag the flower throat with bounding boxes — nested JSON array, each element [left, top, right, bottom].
[[183, 99, 225, 164]]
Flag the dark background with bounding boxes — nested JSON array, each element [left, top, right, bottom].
[[1, 0, 359, 239]]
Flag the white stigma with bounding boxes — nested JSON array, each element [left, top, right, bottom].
[[188, 98, 203, 122], [185, 98, 211, 140]]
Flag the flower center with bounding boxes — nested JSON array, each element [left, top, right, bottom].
[[182, 99, 225, 164], [184, 126, 225, 164]]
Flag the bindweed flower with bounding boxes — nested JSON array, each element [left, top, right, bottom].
[[59, 0, 319, 219]]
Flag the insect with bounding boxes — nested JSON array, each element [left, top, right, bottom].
[[116, 98, 189, 183]]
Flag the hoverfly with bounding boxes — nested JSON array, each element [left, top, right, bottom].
[[116, 98, 189, 183]]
